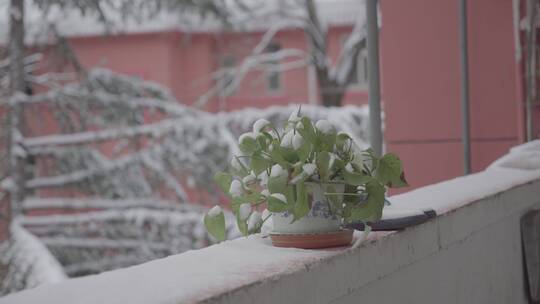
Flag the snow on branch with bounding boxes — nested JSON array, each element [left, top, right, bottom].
[[331, 20, 367, 85], [26, 142, 170, 189], [21, 197, 181, 211], [40, 237, 171, 251], [140, 152, 189, 202], [194, 48, 308, 108], [23, 118, 180, 150], [18, 208, 203, 226]]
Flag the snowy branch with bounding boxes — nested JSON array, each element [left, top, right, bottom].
[[330, 19, 367, 85], [23, 118, 180, 150], [26, 143, 169, 189], [140, 153, 189, 202], [194, 48, 308, 107], [21, 197, 181, 211]]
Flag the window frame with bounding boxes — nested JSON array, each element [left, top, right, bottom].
[[340, 34, 368, 90], [264, 42, 283, 94]]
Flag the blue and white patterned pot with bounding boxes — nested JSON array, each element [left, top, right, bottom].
[[272, 183, 344, 234]]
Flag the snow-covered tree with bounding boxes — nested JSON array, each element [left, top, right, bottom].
[[194, 0, 367, 108], [0, 0, 371, 295]]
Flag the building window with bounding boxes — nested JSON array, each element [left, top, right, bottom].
[[341, 35, 368, 89], [265, 42, 281, 93], [218, 55, 236, 96]]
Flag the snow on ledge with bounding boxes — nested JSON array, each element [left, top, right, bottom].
[[2, 141, 540, 304], [390, 140, 540, 215], [0, 231, 378, 304]]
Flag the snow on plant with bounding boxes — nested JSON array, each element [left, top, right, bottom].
[[205, 108, 408, 240]]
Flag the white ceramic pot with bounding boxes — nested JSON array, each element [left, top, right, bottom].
[[272, 183, 344, 234]]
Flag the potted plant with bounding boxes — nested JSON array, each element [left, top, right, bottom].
[[204, 109, 407, 248]]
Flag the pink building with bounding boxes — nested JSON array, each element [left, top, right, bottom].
[[380, 0, 540, 190], [1, 0, 538, 191]]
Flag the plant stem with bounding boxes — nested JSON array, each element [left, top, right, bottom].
[[324, 192, 364, 196]]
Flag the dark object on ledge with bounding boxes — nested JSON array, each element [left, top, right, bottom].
[[521, 210, 540, 303], [345, 209, 437, 231]]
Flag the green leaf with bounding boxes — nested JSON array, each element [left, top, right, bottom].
[[239, 136, 259, 155], [236, 214, 248, 236], [299, 117, 316, 143], [318, 132, 336, 152], [343, 169, 371, 186], [293, 182, 309, 221], [231, 192, 265, 206], [349, 180, 386, 222], [392, 172, 409, 188], [269, 140, 289, 167], [336, 133, 352, 151], [297, 141, 312, 162], [251, 153, 270, 175], [377, 153, 408, 188], [204, 212, 226, 242], [256, 133, 269, 150], [267, 195, 289, 212], [284, 185, 296, 209], [316, 151, 331, 180], [267, 169, 288, 194], [280, 146, 298, 163], [214, 172, 232, 194]]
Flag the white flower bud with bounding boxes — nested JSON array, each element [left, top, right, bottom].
[[302, 163, 317, 176], [292, 133, 304, 150], [253, 119, 270, 133], [258, 171, 269, 187], [280, 130, 294, 148], [247, 211, 262, 231], [239, 132, 256, 144], [207, 206, 222, 218], [229, 180, 243, 197], [270, 164, 287, 178], [288, 110, 301, 123], [242, 173, 256, 185]]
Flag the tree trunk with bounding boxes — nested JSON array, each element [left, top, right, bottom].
[[317, 70, 344, 107], [5, 0, 26, 229]]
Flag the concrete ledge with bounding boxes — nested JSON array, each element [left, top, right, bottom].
[[2, 144, 540, 304]]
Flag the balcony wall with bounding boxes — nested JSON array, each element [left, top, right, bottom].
[[1, 142, 540, 304]]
